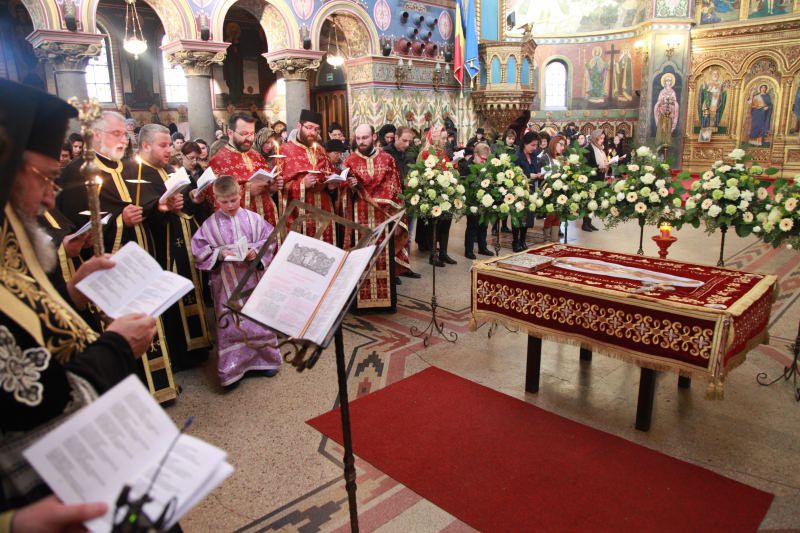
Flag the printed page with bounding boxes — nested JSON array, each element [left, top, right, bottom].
[[303, 245, 374, 344], [223, 236, 248, 262], [248, 168, 276, 183], [241, 231, 345, 338], [69, 213, 111, 240], [159, 168, 191, 203], [195, 166, 217, 194], [24, 376, 231, 533], [76, 242, 193, 318]]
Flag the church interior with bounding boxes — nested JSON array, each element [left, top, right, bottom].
[[1, 0, 800, 529]]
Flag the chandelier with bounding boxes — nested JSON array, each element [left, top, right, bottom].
[[326, 19, 344, 68], [123, 0, 147, 59]]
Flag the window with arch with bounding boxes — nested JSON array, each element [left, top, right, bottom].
[[544, 60, 568, 110], [162, 34, 188, 104], [85, 32, 114, 103]]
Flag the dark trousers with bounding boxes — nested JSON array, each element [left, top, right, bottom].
[[417, 217, 452, 256], [465, 214, 488, 253]]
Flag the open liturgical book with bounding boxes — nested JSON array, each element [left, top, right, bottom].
[[248, 167, 277, 184], [194, 166, 217, 195], [160, 167, 192, 203], [324, 167, 349, 184], [24, 375, 233, 533], [222, 236, 249, 262], [69, 213, 111, 239], [75, 241, 194, 318]]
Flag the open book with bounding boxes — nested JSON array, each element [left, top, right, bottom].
[[324, 167, 349, 184], [195, 166, 217, 195], [160, 167, 192, 203], [69, 213, 111, 240], [248, 167, 277, 184], [75, 241, 194, 318], [222, 236, 249, 262], [241, 231, 375, 345], [24, 375, 233, 533]]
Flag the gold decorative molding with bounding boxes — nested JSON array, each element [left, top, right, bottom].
[[264, 50, 325, 81], [166, 50, 226, 77], [692, 19, 800, 39]]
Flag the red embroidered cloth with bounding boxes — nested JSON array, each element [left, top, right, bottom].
[[208, 145, 277, 225], [471, 243, 776, 390]]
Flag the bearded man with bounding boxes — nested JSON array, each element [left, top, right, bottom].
[[344, 124, 410, 311], [207, 112, 283, 226], [280, 109, 343, 243], [0, 79, 155, 515], [123, 124, 211, 374]]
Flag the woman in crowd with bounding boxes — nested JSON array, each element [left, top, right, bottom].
[[195, 138, 210, 169], [583, 129, 609, 231], [493, 128, 517, 156], [540, 134, 568, 242], [513, 131, 541, 252]]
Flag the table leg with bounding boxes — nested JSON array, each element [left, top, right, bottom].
[[635, 368, 657, 432], [678, 376, 692, 389], [526, 335, 542, 393], [579, 347, 592, 362]]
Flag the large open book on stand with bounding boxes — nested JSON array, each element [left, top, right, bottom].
[[226, 200, 404, 368], [24, 375, 233, 533]]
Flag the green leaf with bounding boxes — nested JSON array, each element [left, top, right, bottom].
[[735, 224, 752, 238], [764, 167, 779, 176]]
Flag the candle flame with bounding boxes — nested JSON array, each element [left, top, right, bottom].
[[135, 155, 142, 164]]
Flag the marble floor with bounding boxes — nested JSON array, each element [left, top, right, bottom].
[[167, 217, 800, 532]]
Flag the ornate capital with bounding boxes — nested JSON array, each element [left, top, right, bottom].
[[263, 49, 325, 81], [28, 30, 104, 72], [166, 50, 226, 76]]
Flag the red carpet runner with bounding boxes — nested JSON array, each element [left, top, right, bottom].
[[308, 367, 773, 532]]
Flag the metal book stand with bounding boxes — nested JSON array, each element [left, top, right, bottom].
[[223, 200, 404, 532]]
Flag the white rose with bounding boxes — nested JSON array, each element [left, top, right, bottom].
[[719, 165, 732, 173], [757, 187, 768, 200], [753, 225, 761, 233], [723, 187, 741, 201], [410, 194, 420, 205], [768, 208, 783, 224], [577, 175, 588, 184], [708, 205, 722, 217], [701, 198, 714, 210], [499, 153, 510, 162], [425, 156, 437, 168], [610, 206, 620, 217], [407, 177, 419, 188], [742, 212, 754, 223], [728, 148, 746, 160], [655, 179, 665, 189], [588, 200, 598, 212], [702, 171, 714, 180], [568, 154, 580, 164], [470, 206, 478, 214], [456, 184, 466, 194], [741, 190, 754, 202], [658, 188, 669, 197], [735, 163, 745, 171], [481, 194, 494, 207], [627, 164, 640, 172], [636, 146, 652, 157], [436, 175, 450, 188], [552, 179, 564, 191], [543, 188, 552, 198], [685, 198, 696, 210], [649, 193, 660, 203], [640, 173, 656, 185], [644, 166, 654, 172], [616, 192, 625, 201], [601, 199, 609, 209], [440, 201, 452, 212], [491, 158, 501, 166], [739, 200, 750, 210], [515, 201, 526, 211]]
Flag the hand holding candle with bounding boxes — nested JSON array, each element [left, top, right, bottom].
[[135, 155, 143, 206]]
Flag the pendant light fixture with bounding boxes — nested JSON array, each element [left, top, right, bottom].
[[123, 0, 148, 59], [326, 19, 345, 68]]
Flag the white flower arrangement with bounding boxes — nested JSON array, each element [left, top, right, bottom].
[[401, 152, 467, 220], [465, 152, 533, 227], [533, 147, 608, 222]]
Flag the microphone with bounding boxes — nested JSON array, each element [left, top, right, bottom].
[[112, 417, 194, 533]]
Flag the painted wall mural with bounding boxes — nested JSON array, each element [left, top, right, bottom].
[[504, 0, 645, 36], [699, 0, 741, 23], [655, 0, 691, 17], [651, 68, 682, 149], [790, 75, 800, 135], [695, 66, 731, 139], [742, 79, 777, 147], [749, 0, 794, 18]]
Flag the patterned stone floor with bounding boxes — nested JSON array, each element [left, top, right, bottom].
[[166, 217, 800, 532]]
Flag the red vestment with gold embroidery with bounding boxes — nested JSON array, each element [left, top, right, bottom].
[[208, 145, 278, 226], [345, 149, 410, 310], [281, 140, 344, 243]]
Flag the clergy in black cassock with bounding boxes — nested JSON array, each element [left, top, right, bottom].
[[127, 123, 211, 372], [0, 79, 155, 513]]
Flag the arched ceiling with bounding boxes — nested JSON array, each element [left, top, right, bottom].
[[505, 0, 645, 36]]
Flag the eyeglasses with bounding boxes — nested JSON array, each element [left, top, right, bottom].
[[234, 130, 255, 138], [98, 129, 127, 139], [28, 164, 63, 196]]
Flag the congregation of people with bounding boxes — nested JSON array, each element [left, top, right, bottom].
[[0, 72, 638, 529]]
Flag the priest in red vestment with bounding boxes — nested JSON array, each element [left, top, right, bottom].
[[345, 124, 410, 312], [206, 111, 283, 226], [280, 109, 342, 243]]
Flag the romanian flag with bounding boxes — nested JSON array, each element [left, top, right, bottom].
[[453, 0, 466, 86], [464, 0, 479, 79]]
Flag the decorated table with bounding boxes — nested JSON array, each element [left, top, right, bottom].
[[470, 243, 777, 431]]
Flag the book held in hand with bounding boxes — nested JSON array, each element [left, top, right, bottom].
[[159, 167, 191, 203], [68, 213, 111, 240], [241, 231, 375, 345], [324, 167, 349, 183], [248, 167, 277, 184], [494, 253, 554, 273], [75, 241, 194, 318], [24, 375, 234, 533], [222, 236, 249, 262], [195, 166, 217, 195]]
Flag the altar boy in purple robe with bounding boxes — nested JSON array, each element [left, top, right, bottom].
[[191, 175, 282, 387]]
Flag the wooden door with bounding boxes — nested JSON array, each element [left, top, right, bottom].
[[313, 89, 349, 140]]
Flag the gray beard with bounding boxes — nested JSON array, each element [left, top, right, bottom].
[[15, 207, 58, 274]]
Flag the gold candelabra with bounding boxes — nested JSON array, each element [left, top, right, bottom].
[[431, 62, 448, 91], [395, 58, 413, 88], [68, 98, 105, 256]]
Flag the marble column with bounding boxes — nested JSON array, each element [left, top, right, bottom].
[[28, 31, 104, 102], [165, 47, 227, 141], [263, 50, 325, 128]]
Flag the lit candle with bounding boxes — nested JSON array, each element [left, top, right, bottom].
[[273, 140, 280, 157], [135, 155, 143, 206], [311, 142, 317, 169], [659, 222, 671, 238]]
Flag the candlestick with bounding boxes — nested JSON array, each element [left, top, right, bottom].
[[85, 175, 104, 256], [651, 235, 677, 259], [135, 155, 143, 206]]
